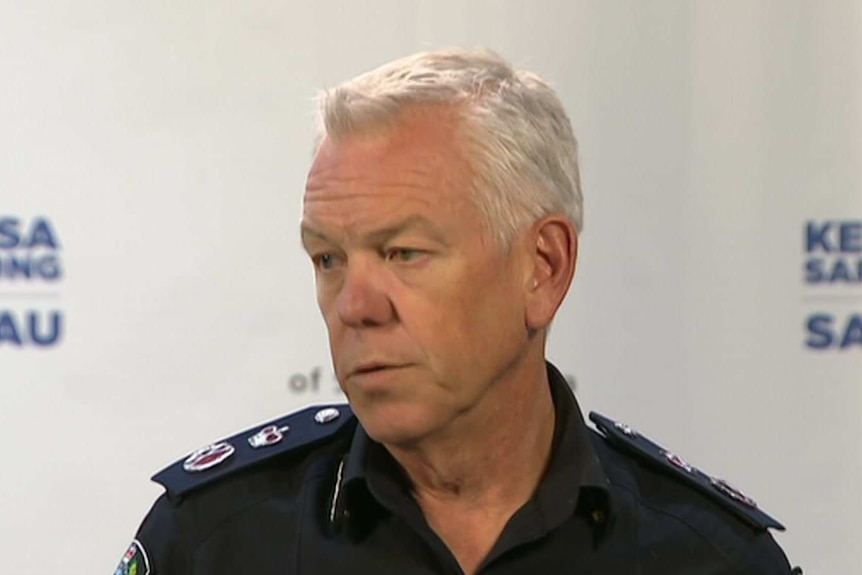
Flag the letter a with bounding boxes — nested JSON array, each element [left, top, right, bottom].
[[0, 312, 23, 346]]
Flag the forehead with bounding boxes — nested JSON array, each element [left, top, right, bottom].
[[303, 108, 478, 235]]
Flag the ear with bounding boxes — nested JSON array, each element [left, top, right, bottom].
[[524, 216, 578, 331]]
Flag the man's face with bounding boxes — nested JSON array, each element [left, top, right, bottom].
[[301, 109, 532, 446]]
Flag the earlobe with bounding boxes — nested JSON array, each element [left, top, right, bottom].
[[524, 217, 578, 331]]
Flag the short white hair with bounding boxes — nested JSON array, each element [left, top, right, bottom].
[[316, 48, 583, 244]]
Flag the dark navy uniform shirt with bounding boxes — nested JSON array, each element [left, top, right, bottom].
[[122, 365, 798, 574]]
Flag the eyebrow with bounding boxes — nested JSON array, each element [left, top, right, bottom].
[[300, 215, 447, 249]]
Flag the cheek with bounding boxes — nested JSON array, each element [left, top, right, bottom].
[[319, 303, 346, 361], [401, 283, 496, 364], [462, 273, 526, 350], [316, 278, 337, 310], [316, 279, 343, 326]]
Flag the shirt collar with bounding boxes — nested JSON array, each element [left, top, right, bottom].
[[535, 362, 611, 531]]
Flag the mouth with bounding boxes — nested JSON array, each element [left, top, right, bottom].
[[349, 363, 408, 378]]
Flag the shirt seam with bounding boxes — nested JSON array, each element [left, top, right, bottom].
[[609, 477, 749, 571]]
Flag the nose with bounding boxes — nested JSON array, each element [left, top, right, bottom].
[[335, 259, 395, 328]]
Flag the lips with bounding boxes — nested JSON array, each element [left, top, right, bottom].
[[348, 362, 408, 378]]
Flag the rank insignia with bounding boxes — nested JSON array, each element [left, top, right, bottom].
[[114, 539, 150, 575], [314, 407, 342, 424], [712, 477, 758, 508], [153, 403, 356, 498], [182, 441, 235, 473], [663, 450, 697, 474], [589, 411, 784, 531], [248, 425, 290, 449]]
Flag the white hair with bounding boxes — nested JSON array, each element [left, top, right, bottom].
[[316, 48, 583, 244]]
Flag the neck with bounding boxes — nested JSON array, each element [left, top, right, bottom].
[[382, 355, 556, 575], [386, 356, 556, 511]]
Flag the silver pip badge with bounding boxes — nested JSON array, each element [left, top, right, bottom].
[[314, 408, 341, 424]]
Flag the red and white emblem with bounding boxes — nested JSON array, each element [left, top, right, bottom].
[[663, 450, 696, 474], [711, 477, 758, 508], [182, 441, 235, 473], [248, 425, 290, 449]]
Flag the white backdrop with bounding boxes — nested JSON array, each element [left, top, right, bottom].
[[2, 1, 860, 573]]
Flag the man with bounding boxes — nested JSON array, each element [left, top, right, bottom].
[[117, 49, 799, 574]]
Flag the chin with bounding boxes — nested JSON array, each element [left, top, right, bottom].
[[352, 399, 440, 447]]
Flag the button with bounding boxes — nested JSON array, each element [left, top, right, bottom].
[[591, 509, 606, 524], [314, 407, 341, 424]]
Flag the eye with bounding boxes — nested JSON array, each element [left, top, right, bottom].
[[385, 248, 423, 263], [312, 252, 344, 271]]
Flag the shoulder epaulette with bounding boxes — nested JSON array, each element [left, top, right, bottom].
[[589, 412, 784, 532], [152, 403, 355, 498]]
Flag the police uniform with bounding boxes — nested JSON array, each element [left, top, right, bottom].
[[116, 364, 800, 574]]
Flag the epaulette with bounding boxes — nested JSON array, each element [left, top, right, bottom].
[[152, 403, 355, 498], [589, 412, 784, 532]]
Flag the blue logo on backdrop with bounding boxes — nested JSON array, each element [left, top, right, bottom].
[[0, 216, 64, 348], [804, 221, 862, 284], [805, 314, 862, 350], [803, 220, 862, 350]]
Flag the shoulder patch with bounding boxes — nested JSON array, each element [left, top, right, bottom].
[[589, 412, 784, 532], [153, 403, 355, 498], [114, 539, 150, 575]]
